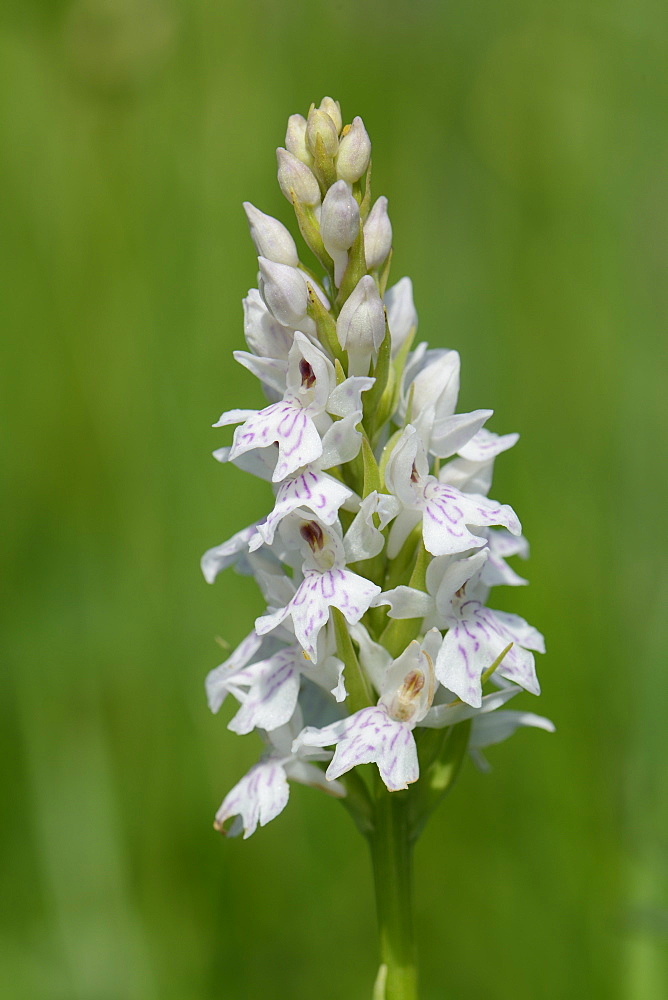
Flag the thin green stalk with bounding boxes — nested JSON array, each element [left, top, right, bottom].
[[369, 790, 418, 1000]]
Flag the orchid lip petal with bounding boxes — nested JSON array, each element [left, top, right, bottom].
[[294, 705, 419, 792], [252, 469, 352, 550], [256, 567, 381, 662], [435, 601, 544, 708]]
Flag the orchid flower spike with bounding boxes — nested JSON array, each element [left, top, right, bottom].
[[202, 94, 551, 1000]]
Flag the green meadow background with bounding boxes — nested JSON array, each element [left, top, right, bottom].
[[2, 1, 666, 998]]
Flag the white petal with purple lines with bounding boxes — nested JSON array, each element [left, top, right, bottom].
[[436, 600, 543, 707], [227, 648, 303, 734], [255, 568, 381, 661], [421, 481, 521, 556], [214, 761, 289, 839], [226, 400, 324, 482], [250, 470, 352, 551], [294, 706, 419, 792]]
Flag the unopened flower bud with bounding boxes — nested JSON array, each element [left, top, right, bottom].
[[276, 148, 321, 207], [320, 181, 359, 252], [336, 116, 371, 183], [363, 196, 392, 270], [258, 256, 309, 328], [285, 114, 312, 166], [336, 275, 385, 375], [243, 203, 299, 267], [318, 96, 342, 134], [306, 108, 339, 159], [384, 277, 417, 356], [320, 180, 361, 287]]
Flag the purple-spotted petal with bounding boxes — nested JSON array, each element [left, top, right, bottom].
[[214, 760, 289, 839], [421, 481, 521, 556], [251, 469, 352, 550], [436, 600, 541, 707], [227, 648, 303, 734], [255, 568, 381, 662], [294, 706, 419, 792], [228, 400, 323, 482]]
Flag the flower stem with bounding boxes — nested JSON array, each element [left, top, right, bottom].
[[369, 789, 418, 1000]]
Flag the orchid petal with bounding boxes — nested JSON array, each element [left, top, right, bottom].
[[212, 445, 277, 482], [327, 375, 375, 418], [243, 288, 294, 360], [421, 685, 520, 729], [251, 470, 352, 550], [213, 408, 258, 428], [349, 622, 393, 693], [421, 481, 521, 556], [295, 706, 419, 792], [470, 710, 555, 748], [284, 759, 346, 797], [428, 409, 493, 459], [428, 549, 489, 618], [200, 524, 257, 584], [285, 332, 335, 409], [233, 350, 288, 396], [319, 410, 364, 467], [482, 529, 530, 588], [215, 761, 289, 839], [374, 585, 433, 620], [457, 428, 519, 462], [227, 648, 303, 734], [229, 400, 323, 482], [436, 601, 542, 707], [344, 491, 401, 562], [255, 568, 381, 662], [205, 630, 265, 713]]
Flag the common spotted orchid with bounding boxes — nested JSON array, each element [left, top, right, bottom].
[[202, 97, 552, 999]]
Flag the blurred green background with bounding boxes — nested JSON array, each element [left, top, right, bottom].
[[2, 1, 666, 998]]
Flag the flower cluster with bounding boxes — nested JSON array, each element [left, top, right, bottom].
[[204, 98, 553, 839]]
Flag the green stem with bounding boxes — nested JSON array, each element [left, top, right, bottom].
[[369, 790, 418, 1000]]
